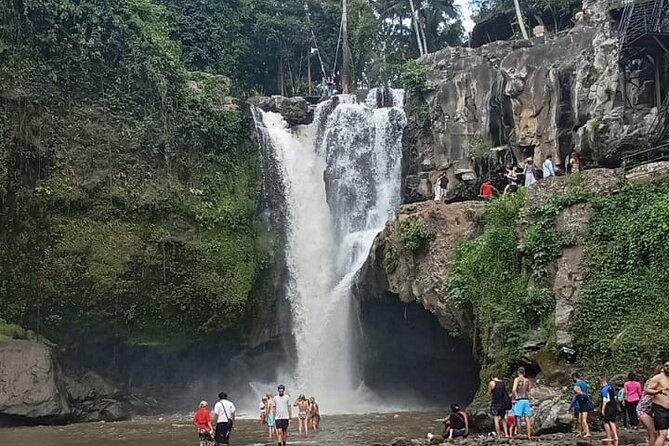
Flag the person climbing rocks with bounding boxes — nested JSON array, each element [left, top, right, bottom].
[[213, 392, 236, 446], [625, 372, 643, 429], [479, 179, 495, 201], [512, 367, 532, 440], [488, 373, 510, 438], [571, 372, 591, 438], [193, 400, 214, 446], [273, 384, 291, 446], [600, 378, 619, 443], [503, 165, 519, 195], [645, 359, 669, 446], [542, 154, 556, 179], [445, 403, 469, 439], [523, 157, 537, 187], [293, 394, 309, 435], [308, 396, 320, 431]]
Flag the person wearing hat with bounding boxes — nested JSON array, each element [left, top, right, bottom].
[[445, 403, 469, 439], [193, 400, 214, 446]]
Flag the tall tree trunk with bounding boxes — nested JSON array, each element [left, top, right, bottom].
[[342, 0, 352, 92], [513, 0, 529, 40], [408, 0, 425, 56], [278, 45, 285, 96], [419, 16, 428, 53]]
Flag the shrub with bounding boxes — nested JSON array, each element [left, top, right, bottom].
[[400, 59, 427, 94], [400, 218, 434, 251]]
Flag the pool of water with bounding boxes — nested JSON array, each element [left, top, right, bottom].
[[0, 412, 446, 446]]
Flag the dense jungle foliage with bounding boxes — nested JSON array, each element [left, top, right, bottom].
[[0, 0, 267, 344], [445, 177, 669, 385]]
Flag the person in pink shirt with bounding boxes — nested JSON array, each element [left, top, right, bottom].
[[624, 372, 643, 428]]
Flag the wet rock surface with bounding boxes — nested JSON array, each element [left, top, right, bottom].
[[248, 95, 312, 125], [0, 340, 70, 424], [378, 429, 648, 446]]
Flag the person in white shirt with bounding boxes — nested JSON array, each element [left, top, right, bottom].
[[273, 384, 292, 446], [542, 154, 556, 179], [213, 392, 236, 446]]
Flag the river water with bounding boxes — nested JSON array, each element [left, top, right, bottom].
[[0, 412, 446, 446]]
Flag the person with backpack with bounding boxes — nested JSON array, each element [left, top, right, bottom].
[[213, 392, 236, 446], [601, 378, 619, 443], [488, 373, 510, 438]]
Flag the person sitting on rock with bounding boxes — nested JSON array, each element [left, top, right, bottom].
[[445, 403, 469, 439]]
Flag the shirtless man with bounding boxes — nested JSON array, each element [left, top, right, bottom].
[[512, 367, 532, 440], [646, 359, 669, 446], [266, 393, 277, 440], [293, 394, 310, 435]]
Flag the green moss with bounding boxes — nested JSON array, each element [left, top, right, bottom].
[[574, 181, 669, 375], [0, 0, 265, 344]]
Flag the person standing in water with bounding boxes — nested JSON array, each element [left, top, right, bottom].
[[213, 392, 236, 446], [646, 359, 669, 446], [266, 393, 277, 440], [273, 384, 292, 446], [512, 367, 532, 440], [293, 394, 310, 435], [193, 400, 214, 446], [308, 396, 320, 430]]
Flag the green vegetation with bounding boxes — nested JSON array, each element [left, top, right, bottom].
[[400, 60, 428, 95], [383, 246, 398, 274], [574, 181, 669, 375], [0, 0, 267, 344], [519, 185, 591, 278], [445, 175, 669, 385], [473, 0, 580, 35], [445, 190, 554, 377], [400, 218, 435, 251], [468, 135, 493, 159]]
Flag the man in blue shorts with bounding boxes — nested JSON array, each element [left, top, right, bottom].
[[512, 367, 532, 440]]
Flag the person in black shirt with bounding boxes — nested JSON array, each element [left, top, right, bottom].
[[444, 403, 469, 439], [489, 374, 510, 437]]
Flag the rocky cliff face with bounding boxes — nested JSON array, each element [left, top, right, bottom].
[[404, 0, 658, 202], [356, 162, 669, 432]]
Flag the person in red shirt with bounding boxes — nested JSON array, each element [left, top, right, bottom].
[[193, 400, 214, 446], [479, 180, 494, 201]]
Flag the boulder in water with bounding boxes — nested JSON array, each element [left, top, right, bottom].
[[0, 340, 71, 424]]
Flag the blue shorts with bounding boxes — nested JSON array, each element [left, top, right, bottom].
[[513, 399, 532, 417], [267, 413, 275, 427]]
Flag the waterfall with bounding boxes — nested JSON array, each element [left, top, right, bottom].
[[252, 89, 406, 413]]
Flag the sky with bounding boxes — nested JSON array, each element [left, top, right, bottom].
[[455, 0, 476, 32]]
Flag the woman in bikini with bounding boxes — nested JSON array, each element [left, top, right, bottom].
[[293, 394, 310, 435], [266, 393, 277, 439]]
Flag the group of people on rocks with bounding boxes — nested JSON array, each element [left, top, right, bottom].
[[192, 385, 320, 446], [472, 361, 669, 445], [434, 152, 582, 203]]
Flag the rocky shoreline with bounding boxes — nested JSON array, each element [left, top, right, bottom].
[[376, 430, 649, 446]]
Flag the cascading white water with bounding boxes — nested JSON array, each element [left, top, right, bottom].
[[253, 89, 406, 413]]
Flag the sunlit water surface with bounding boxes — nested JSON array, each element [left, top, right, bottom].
[[0, 412, 446, 446]]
